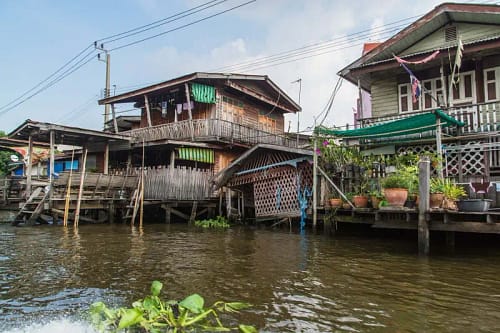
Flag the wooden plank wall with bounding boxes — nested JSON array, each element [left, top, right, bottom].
[[142, 166, 214, 200]]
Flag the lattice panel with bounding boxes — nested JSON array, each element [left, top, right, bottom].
[[444, 141, 485, 176], [396, 144, 436, 155], [253, 163, 312, 218], [397, 142, 485, 177]]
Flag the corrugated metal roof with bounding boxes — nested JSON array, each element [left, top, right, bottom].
[[339, 3, 500, 83]]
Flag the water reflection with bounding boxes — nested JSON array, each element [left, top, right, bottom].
[[1, 224, 500, 332]]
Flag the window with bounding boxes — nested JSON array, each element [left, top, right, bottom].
[[219, 95, 244, 123], [422, 78, 444, 109], [398, 83, 421, 113], [484, 67, 500, 102], [258, 114, 276, 133], [449, 71, 475, 105]]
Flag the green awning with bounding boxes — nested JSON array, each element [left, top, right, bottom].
[[315, 109, 464, 139], [190, 83, 216, 103], [177, 148, 214, 163]]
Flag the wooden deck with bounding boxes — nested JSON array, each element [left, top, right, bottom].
[[326, 207, 500, 234]]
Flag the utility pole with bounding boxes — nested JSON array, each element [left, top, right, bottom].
[[291, 78, 302, 147], [95, 42, 111, 129]]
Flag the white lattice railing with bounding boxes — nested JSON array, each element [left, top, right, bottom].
[[359, 101, 500, 136]]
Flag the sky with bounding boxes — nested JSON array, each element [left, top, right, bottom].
[[0, 0, 489, 134]]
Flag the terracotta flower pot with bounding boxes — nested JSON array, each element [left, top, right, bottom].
[[383, 188, 408, 207], [342, 202, 351, 210], [430, 193, 444, 209], [371, 196, 381, 209], [353, 195, 368, 208], [329, 198, 342, 208]]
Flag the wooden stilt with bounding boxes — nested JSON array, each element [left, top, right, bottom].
[[63, 149, 75, 227], [418, 156, 430, 255], [74, 147, 88, 228], [49, 130, 55, 207], [139, 140, 145, 227], [26, 134, 33, 198]]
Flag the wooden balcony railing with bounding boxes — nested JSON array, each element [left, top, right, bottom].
[[126, 119, 298, 147], [358, 101, 500, 138]]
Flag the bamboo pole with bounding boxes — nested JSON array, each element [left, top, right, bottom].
[[74, 147, 88, 228], [63, 149, 75, 227]]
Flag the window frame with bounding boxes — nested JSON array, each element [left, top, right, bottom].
[[449, 70, 476, 105], [484, 66, 500, 102]]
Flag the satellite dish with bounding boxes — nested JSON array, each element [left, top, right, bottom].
[[10, 155, 19, 162]]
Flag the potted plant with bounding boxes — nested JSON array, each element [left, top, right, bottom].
[[352, 177, 369, 208], [429, 177, 446, 209], [442, 179, 467, 210], [329, 194, 342, 208], [381, 173, 409, 207], [369, 189, 384, 209], [342, 193, 354, 210]]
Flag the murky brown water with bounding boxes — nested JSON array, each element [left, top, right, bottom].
[[1, 223, 500, 332]]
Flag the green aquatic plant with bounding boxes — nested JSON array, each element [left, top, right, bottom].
[[194, 216, 230, 228], [90, 280, 256, 333]]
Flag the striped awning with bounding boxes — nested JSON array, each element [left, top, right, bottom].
[[177, 147, 214, 163]]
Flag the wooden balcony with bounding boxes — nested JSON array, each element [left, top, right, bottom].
[[126, 119, 298, 147], [359, 101, 500, 137]]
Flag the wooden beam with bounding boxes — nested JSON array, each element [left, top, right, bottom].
[[74, 147, 88, 227], [49, 130, 55, 206], [26, 134, 33, 198], [418, 156, 430, 255], [144, 95, 152, 127], [103, 142, 109, 175], [185, 83, 194, 140], [225, 80, 297, 114]]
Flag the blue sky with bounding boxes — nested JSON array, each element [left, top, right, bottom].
[[0, 0, 469, 133]]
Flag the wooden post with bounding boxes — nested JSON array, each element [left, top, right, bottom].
[[49, 130, 55, 206], [170, 150, 175, 177], [63, 149, 75, 227], [164, 205, 171, 224], [26, 134, 33, 198], [312, 137, 318, 228], [139, 140, 145, 227], [435, 116, 444, 179], [103, 142, 109, 175], [74, 147, 88, 227], [418, 156, 430, 255], [144, 95, 152, 127], [445, 231, 455, 251], [185, 83, 194, 141]]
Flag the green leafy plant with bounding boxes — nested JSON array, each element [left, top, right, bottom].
[[90, 280, 256, 333], [381, 173, 409, 189], [442, 179, 467, 200], [194, 216, 230, 228], [430, 177, 446, 194], [369, 189, 384, 200]]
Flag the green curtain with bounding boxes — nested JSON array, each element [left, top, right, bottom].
[[177, 148, 214, 163], [190, 83, 216, 104]]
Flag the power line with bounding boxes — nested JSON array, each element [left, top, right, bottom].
[[213, 16, 419, 73], [0, 0, 255, 116], [108, 0, 256, 52], [99, 0, 229, 45], [0, 43, 94, 112]]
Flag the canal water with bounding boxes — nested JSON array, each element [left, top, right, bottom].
[[1, 224, 500, 332]]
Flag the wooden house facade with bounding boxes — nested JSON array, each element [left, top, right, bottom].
[[339, 3, 500, 186], [3, 73, 310, 224]]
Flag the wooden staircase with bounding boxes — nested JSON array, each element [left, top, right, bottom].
[[14, 186, 50, 225]]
